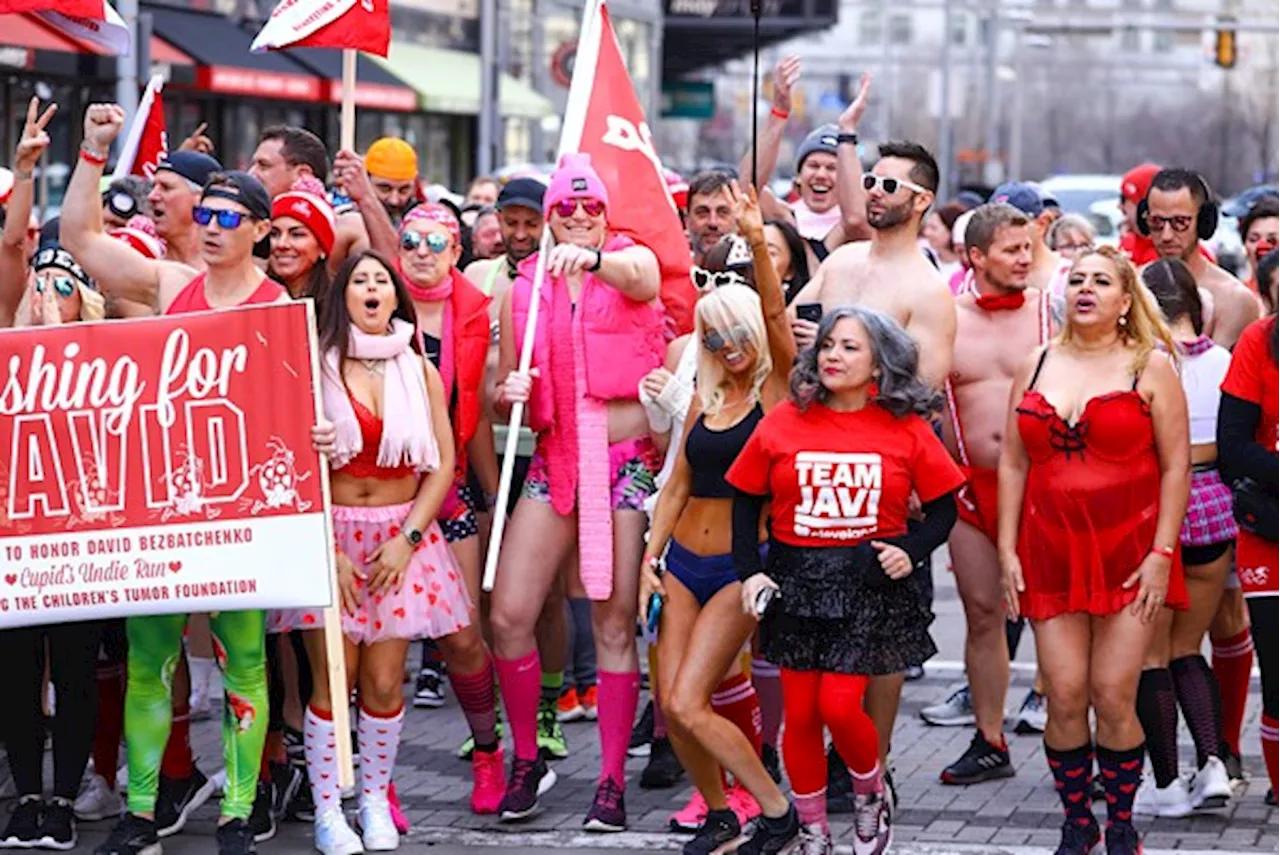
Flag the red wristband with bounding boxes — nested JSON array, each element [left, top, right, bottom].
[[79, 146, 107, 167], [770, 106, 789, 120], [1150, 544, 1175, 559]]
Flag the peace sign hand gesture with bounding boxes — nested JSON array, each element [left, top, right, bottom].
[[14, 97, 57, 174], [727, 179, 764, 243]]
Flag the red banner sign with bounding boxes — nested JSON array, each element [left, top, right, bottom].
[[0, 302, 332, 627]]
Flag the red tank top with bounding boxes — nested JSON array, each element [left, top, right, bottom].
[[164, 272, 284, 315], [341, 390, 417, 481]]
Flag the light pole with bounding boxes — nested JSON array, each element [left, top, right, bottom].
[[937, 0, 954, 198]]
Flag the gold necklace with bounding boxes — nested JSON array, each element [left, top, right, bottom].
[[358, 359, 385, 376]]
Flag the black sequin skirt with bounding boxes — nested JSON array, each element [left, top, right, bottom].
[[758, 541, 936, 675]]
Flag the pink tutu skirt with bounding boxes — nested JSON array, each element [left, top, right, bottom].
[[268, 501, 472, 646]]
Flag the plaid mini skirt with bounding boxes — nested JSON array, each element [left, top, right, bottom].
[[1181, 466, 1238, 547]]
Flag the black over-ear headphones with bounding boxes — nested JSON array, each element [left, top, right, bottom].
[[1136, 170, 1218, 241]]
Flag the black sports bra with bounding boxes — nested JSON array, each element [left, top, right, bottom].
[[686, 403, 764, 499]]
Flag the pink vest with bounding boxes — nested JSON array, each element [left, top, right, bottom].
[[511, 236, 665, 433]]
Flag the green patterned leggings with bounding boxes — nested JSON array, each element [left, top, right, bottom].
[[124, 610, 267, 819]]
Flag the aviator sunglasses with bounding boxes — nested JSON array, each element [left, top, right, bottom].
[[193, 206, 250, 229], [399, 230, 451, 254], [862, 174, 927, 195], [702, 325, 752, 353], [551, 197, 605, 218]]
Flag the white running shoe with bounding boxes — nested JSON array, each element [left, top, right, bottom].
[[919, 686, 975, 727], [74, 774, 124, 822], [1134, 777, 1193, 818], [1013, 689, 1048, 734], [358, 801, 399, 851], [852, 791, 892, 855], [314, 809, 364, 855], [1188, 757, 1232, 810], [796, 822, 834, 855]]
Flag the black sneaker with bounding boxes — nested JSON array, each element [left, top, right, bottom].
[[1103, 823, 1140, 855], [628, 700, 654, 758], [39, 798, 76, 851], [1266, 788, 1277, 807], [215, 818, 257, 855], [736, 804, 799, 855], [93, 814, 160, 855], [582, 777, 626, 833], [1, 796, 44, 849], [761, 743, 783, 785], [268, 763, 303, 820], [883, 768, 898, 820], [683, 808, 740, 855], [283, 727, 305, 764], [413, 664, 446, 709], [939, 732, 1015, 785], [155, 768, 216, 837], [1054, 819, 1100, 855], [825, 746, 853, 814], [247, 780, 276, 843], [284, 765, 315, 823], [498, 757, 557, 822], [639, 737, 684, 789]]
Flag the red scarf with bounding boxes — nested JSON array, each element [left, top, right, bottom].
[[975, 290, 1026, 312]]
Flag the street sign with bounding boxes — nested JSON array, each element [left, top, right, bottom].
[[661, 79, 715, 119]]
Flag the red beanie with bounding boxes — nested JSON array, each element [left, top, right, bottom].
[[271, 176, 336, 255]]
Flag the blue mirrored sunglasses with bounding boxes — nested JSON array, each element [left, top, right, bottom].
[[193, 206, 248, 229], [399, 230, 450, 254]]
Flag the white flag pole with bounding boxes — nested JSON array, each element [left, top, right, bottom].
[[481, 0, 605, 593], [340, 49, 357, 152]]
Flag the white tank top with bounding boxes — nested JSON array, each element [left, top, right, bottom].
[[1179, 336, 1231, 445]]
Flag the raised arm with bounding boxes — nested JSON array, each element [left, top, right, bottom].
[[0, 98, 56, 325], [59, 104, 167, 308], [731, 180, 795, 389], [832, 73, 872, 247], [334, 149, 394, 261], [737, 55, 799, 190]]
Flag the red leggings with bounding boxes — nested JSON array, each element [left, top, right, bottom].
[[781, 669, 880, 795]]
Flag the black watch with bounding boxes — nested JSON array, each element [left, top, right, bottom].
[[836, 132, 858, 146], [403, 527, 423, 547], [587, 248, 603, 272]]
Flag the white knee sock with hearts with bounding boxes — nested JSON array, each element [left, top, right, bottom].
[[304, 705, 341, 814], [357, 705, 404, 807]]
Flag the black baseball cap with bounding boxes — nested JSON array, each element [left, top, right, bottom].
[[498, 177, 546, 214], [156, 150, 223, 189], [200, 171, 272, 220]]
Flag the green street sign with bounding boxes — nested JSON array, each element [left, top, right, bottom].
[[661, 80, 715, 119]]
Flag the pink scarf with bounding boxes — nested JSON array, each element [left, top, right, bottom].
[[545, 265, 615, 600], [404, 269, 458, 407], [322, 319, 440, 473]]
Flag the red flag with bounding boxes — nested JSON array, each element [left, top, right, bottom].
[[560, 0, 695, 335], [113, 76, 168, 181], [0, 0, 130, 54], [251, 0, 391, 57]]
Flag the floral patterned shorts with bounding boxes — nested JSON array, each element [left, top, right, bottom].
[[522, 435, 661, 511]]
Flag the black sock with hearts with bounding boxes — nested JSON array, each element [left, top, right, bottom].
[[1046, 742, 1097, 831], [1097, 742, 1145, 830]]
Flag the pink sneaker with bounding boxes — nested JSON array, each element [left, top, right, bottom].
[[387, 781, 410, 834], [727, 785, 761, 826], [668, 789, 709, 832], [471, 746, 505, 815]]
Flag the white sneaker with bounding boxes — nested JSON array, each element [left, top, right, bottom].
[[314, 809, 364, 855], [852, 791, 892, 855], [1189, 756, 1232, 810], [797, 822, 834, 855], [357, 801, 399, 851], [1134, 777, 1193, 818], [919, 686, 975, 727], [1013, 689, 1048, 734], [74, 774, 124, 822]]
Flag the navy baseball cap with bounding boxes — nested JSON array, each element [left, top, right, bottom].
[[200, 171, 271, 221], [497, 177, 546, 214], [1223, 184, 1280, 219], [156, 151, 223, 189], [991, 181, 1045, 217]]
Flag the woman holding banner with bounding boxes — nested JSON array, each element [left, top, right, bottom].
[[491, 152, 665, 830]]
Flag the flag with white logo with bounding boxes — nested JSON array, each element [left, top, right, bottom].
[[0, 0, 130, 54], [112, 75, 168, 181], [250, 0, 391, 57]]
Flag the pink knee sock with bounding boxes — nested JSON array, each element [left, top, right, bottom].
[[597, 670, 640, 786], [358, 704, 404, 807], [304, 705, 341, 813], [794, 787, 828, 832], [495, 650, 542, 762]]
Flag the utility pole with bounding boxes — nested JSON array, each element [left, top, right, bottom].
[[115, 0, 139, 132], [1008, 23, 1024, 181], [478, 0, 499, 175], [937, 0, 954, 197], [981, 0, 1001, 185]]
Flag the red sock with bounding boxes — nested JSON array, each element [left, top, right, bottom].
[[711, 673, 762, 757], [161, 698, 194, 780], [92, 664, 125, 787], [1261, 714, 1278, 795], [1212, 629, 1254, 756]]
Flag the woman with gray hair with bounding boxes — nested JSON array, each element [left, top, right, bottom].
[[1045, 214, 1096, 260], [725, 306, 963, 855]]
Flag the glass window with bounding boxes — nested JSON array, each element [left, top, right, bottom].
[[888, 14, 912, 45], [859, 9, 882, 45], [949, 14, 967, 46], [1153, 0, 1173, 51]]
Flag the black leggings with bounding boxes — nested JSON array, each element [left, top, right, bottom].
[[1247, 597, 1278, 721], [266, 631, 314, 734], [0, 622, 103, 799]]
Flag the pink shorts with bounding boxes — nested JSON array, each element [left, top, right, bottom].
[[268, 502, 472, 645]]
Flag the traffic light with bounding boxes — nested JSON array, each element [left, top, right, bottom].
[[1215, 26, 1237, 68]]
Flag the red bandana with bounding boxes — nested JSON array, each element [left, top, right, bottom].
[[975, 291, 1026, 312]]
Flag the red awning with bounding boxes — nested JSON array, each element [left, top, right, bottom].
[[197, 66, 322, 101], [0, 12, 104, 59], [325, 80, 416, 112]]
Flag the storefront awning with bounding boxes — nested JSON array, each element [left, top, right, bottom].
[[0, 13, 190, 80], [373, 42, 553, 119], [143, 3, 323, 102], [287, 48, 417, 113]]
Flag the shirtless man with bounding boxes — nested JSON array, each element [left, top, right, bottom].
[[989, 181, 1071, 306], [937, 202, 1056, 786], [1144, 169, 1261, 349]]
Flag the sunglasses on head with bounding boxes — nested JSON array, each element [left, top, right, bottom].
[[36, 275, 77, 298], [691, 267, 747, 292], [862, 174, 927, 195], [193, 206, 250, 229], [702, 325, 752, 354], [399, 230, 451, 254], [551, 197, 605, 218]]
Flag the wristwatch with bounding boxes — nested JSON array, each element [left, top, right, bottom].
[[836, 132, 859, 146], [587, 248, 603, 272], [403, 527, 423, 547]]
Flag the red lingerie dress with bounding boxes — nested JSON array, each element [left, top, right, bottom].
[[1015, 349, 1188, 620]]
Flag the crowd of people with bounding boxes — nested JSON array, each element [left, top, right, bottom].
[[0, 57, 1275, 855]]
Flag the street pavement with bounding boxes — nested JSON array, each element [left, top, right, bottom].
[[43, 558, 1280, 853]]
